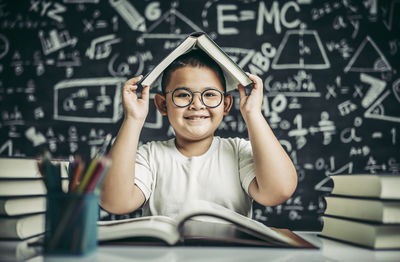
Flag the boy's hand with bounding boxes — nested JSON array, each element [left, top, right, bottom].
[[238, 73, 264, 121], [122, 75, 150, 122]]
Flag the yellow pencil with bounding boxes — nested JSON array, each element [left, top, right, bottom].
[[76, 156, 99, 193]]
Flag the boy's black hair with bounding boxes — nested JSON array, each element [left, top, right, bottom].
[[161, 49, 226, 93]]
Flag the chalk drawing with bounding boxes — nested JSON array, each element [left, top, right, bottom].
[[215, 4, 256, 35], [53, 77, 125, 123], [337, 100, 357, 116], [85, 34, 121, 60], [393, 78, 400, 103], [365, 156, 387, 173], [256, 1, 301, 35], [326, 161, 354, 176], [139, 4, 203, 42], [39, 29, 78, 55], [314, 175, 332, 192], [288, 114, 308, 149], [109, 0, 146, 32], [309, 112, 336, 145], [108, 52, 149, 77], [383, 0, 400, 31], [364, 90, 400, 123], [325, 39, 353, 59], [340, 127, 362, 143], [271, 29, 330, 69], [0, 34, 9, 59], [344, 36, 392, 73], [0, 139, 12, 156], [25, 127, 46, 147], [144, 2, 162, 22], [29, 1, 66, 23], [264, 71, 321, 97], [388, 157, 400, 173], [360, 73, 386, 108]]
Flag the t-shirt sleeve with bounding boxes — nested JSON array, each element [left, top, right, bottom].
[[134, 144, 154, 201], [237, 138, 256, 195]]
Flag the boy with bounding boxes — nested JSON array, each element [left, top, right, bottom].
[[101, 50, 297, 218]]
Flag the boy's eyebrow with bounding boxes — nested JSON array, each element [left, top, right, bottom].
[[175, 86, 221, 91]]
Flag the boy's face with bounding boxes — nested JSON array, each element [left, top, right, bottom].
[[155, 66, 232, 142]]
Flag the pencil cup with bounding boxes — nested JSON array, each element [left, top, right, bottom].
[[44, 193, 99, 255]]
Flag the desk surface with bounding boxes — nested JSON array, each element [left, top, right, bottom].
[[1, 232, 400, 262]]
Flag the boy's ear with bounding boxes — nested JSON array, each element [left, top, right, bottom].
[[154, 93, 168, 116], [223, 94, 233, 115]]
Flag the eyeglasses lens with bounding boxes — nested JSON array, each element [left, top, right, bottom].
[[172, 89, 222, 108]]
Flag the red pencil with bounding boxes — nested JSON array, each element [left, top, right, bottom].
[[70, 156, 85, 192], [84, 159, 105, 192]]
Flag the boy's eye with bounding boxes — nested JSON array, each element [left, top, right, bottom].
[[174, 91, 191, 98], [176, 94, 190, 98], [203, 90, 219, 97]]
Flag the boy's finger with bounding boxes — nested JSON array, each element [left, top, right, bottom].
[[124, 75, 143, 87], [246, 73, 262, 87], [245, 73, 263, 95], [124, 84, 138, 92], [141, 85, 150, 101], [238, 85, 246, 100]]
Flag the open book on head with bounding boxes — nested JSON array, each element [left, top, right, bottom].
[[137, 31, 253, 93], [98, 200, 316, 248]]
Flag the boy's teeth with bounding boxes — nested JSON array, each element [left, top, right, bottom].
[[187, 116, 205, 120]]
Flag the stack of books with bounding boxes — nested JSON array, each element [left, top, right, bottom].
[[320, 174, 400, 249], [0, 157, 68, 260]]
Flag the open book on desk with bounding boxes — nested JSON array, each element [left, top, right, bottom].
[[98, 200, 316, 248]]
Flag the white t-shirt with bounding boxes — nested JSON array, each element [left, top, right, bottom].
[[134, 136, 256, 218]]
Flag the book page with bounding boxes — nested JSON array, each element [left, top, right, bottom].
[[175, 200, 297, 245], [98, 216, 180, 245], [196, 34, 252, 92], [140, 36, 197, 87]]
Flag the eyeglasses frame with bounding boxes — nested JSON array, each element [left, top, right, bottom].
[[164, 87, 225, 108]]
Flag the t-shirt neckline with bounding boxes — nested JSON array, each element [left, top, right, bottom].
[[170, 136, 218, 161]]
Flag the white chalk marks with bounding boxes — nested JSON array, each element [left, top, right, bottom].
[[272, 29, 330, 70], [109, 0, 146, 32], [344, 36, 392, 73], [53, 77, 125, 123], [139, 5, 203, 42]]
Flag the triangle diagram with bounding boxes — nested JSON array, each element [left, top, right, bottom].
[[344, 36, 392, 73], [364, 90, 400, 123], [140, 8, 203, 40]]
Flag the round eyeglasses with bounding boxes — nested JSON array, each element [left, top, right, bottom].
[[164, 88, 224, 108]]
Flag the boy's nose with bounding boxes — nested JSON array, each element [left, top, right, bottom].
[[189, 93, 205, 109]]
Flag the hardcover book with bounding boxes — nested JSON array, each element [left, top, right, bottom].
[[324, 196, 400, 223], [0, 214, 44, 240], [0, 179, 69, 197], [320, 215, 400, 249], [330, 174, 400, 199], [0, 158, 69, 179], [137, 32, 253, 92], [0, 196, 46, 216]]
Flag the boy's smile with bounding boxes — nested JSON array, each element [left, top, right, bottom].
[[184, 114, 210, 121]]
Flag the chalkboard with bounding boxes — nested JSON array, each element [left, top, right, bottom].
[[0, 0, 399, 230]]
